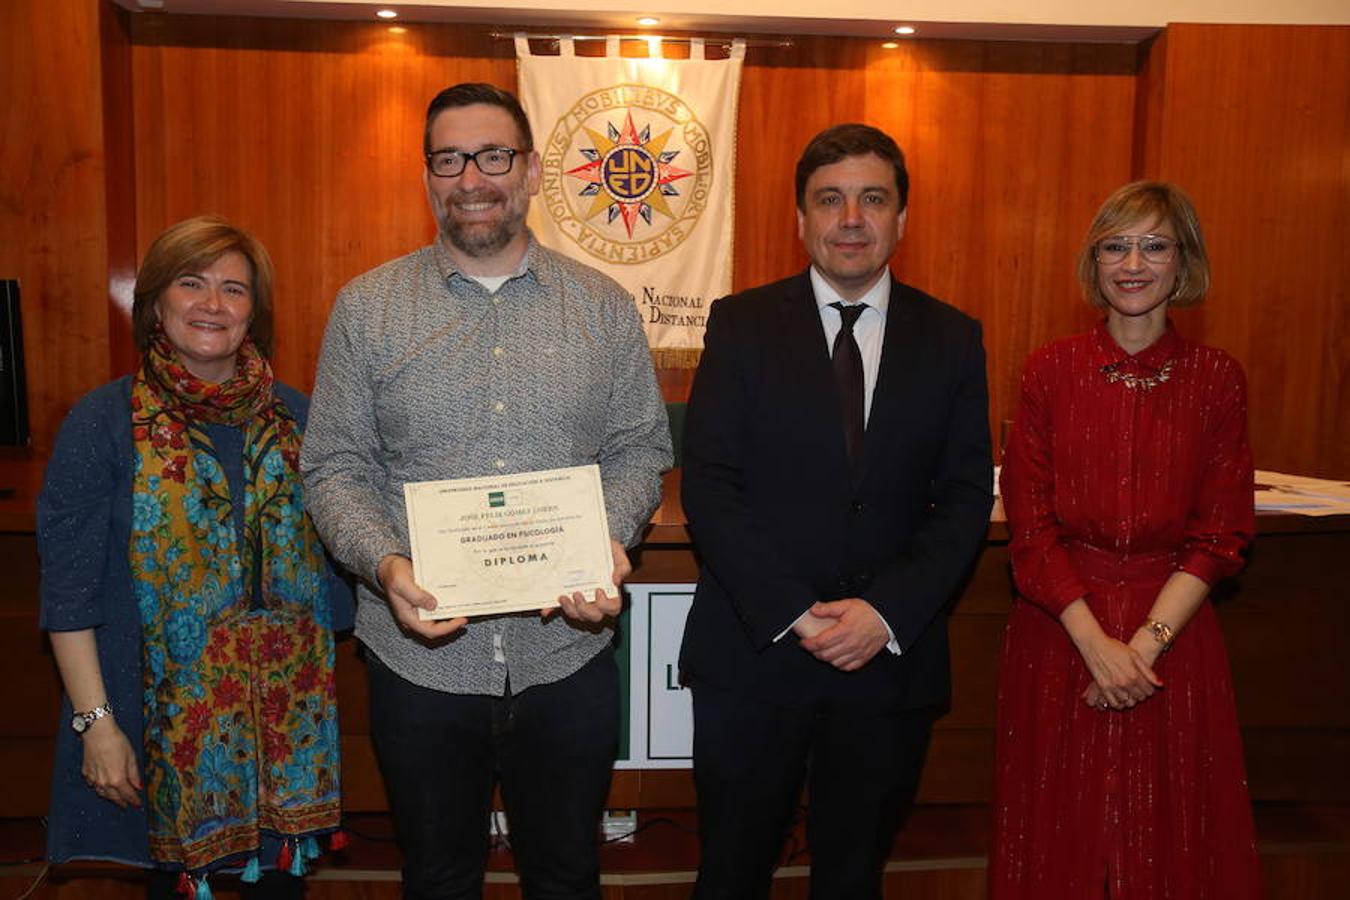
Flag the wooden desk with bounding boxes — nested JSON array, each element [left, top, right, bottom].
[[3, 461, 1347, 817]]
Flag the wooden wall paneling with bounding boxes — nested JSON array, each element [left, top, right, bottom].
[[5, 517, 1349, 813], [654, 366, 694, 404], [130, 17, 515, 392], [657, 35, 872, 398], [5, 15, 1346, 478], [0, 737, 54, 817], [101, 1, 139, 378], [0, 528, 57, 816], [338, 733, 389, 813], [730, 36, 871, 295], [1224, 527, 1350, 803], [1242, 729, 1350, 804], [666, 36, 1143, 439], [0, 0, 115, 452], [1259, 851, 1350, 900], [1223, 532, 1350, 732], [1131, 32, 1167, 176], [1145, 24, 1350, 478], [943, 603, 1005, 730], [865, 39, 1138, 448]]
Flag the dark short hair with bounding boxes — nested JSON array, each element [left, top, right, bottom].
[[1076, 181, 1210, 309], [795, 124, 909, 211], [423, 83, 534, 155], [131, 215, 275, 357]]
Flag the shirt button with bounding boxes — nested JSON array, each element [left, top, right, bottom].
[[495, 459, 506, 469], [492, 346, 504, 357], [493, 401, 505, 412]]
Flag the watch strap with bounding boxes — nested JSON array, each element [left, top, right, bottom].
[[73, 702, 114, 732], [1143, 618, 1175, 652]]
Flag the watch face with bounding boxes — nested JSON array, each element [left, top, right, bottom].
[[72, 714, 88, 733]]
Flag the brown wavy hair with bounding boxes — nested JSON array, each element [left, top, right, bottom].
[[131, 215, 275, 356]]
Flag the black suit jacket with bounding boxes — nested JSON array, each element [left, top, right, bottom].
[[678, 271, 993, 710]]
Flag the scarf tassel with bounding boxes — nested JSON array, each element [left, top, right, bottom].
[[301, 836, 321, 861], [276, 840, 292, 872], [288, 840, 308, 877], [328, 829, 350, 852], [241, 855, 262, 884], [196, 876, 213, 900], [175, 870, 193, 898]]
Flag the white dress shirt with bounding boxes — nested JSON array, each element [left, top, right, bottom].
[[810, 266, 890, 426]]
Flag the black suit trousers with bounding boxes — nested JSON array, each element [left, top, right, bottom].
[[690, 680, 933, 900]]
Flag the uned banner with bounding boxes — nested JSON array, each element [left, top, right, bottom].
[[517, 35, 745, 366]]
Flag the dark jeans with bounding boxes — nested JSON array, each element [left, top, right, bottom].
[[690, 682, 933, 900], [367, 647, 619, 900]]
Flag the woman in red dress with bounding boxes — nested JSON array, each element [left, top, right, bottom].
[[991, 182, 1263, 898]]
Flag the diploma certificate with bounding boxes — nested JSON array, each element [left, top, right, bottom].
[[404, 464, 615, 620]]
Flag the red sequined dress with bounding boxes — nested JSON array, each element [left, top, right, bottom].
[[991, 322, 1263, 898]]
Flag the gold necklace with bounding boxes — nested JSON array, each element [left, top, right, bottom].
[[1100, 358, 1174, 391]]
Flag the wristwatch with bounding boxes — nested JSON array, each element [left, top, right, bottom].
[[1143, 618, 1175, 653], [71, 702, 113, 734]]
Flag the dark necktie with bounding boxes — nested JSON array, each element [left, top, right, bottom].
[[830, 302, 867, 464]]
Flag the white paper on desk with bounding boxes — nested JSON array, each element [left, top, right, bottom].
[[404, 464, 616, 620], [1253, 470, 1350, 516]]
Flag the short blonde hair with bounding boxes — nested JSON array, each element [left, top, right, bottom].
[[131, 215, 275, 356], [1076, 181, 1210, 309]]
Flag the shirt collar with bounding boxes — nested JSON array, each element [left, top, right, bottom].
[[810, 267, 891, 317], [432, 230, 552, 290], [1091, 318, 1182, 372]]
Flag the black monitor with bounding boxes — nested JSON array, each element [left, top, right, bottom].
[[0, 280, 30, 446]]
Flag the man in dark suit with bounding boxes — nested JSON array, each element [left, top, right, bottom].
[[679, 123, 993, 899]]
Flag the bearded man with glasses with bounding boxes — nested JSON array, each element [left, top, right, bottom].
[[301, 83, 671, 899]]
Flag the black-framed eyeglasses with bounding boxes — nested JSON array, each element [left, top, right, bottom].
[[424, 147, 522, 178], [1094, 234, 1179, 265]]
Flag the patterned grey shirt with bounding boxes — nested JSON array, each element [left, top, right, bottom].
[[301, 236, 672, 696]]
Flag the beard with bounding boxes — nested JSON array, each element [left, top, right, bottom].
[[433, 184, 529, 259]]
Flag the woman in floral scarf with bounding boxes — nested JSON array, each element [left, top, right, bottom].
[[39, 216, 352, 899]]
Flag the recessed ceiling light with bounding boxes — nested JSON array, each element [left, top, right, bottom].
[[881, 41, 900, 49], [388, 26, 407, 34], [376, 9, 398, 19], [637, 16, 660, 27], [895, 25, 916, 35]]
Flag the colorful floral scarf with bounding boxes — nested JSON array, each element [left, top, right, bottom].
[[130, 330, 339, 872]]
